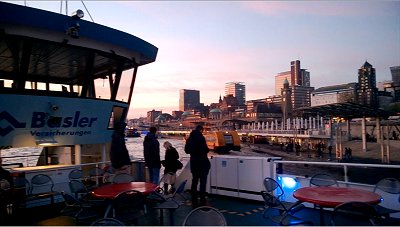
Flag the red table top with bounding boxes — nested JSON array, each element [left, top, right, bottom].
[[91, 182, 158, 199], [293, 186, 382, 208]]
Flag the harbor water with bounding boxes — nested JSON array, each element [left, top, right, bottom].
[[0, 136, 189, 167]]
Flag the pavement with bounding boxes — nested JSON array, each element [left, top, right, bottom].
[[235, 139, 400, 165]]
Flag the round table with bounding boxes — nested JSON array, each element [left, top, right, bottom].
[[293, 186, 382, 208], [91, 182, 158, 199]]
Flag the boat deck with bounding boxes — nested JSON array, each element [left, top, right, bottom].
[[3, 192, 400, 226]]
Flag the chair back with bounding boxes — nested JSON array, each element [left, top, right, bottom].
[[112, 173, 135, 184], [183, 206, 227, 226], [69, 180, 89, 198], [331, 201, 380, 226], [263, 177, 284, 199], [309, 173, 338, 187], [261, 190, 286, 211], [373, 178, 400, 194], [69, 169, 84, 180], [91, 218, 125, 226], [106, 190, 145, 219], [30, 174, 54, 194]]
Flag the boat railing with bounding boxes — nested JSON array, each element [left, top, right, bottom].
[[271, 159, 400, 215]]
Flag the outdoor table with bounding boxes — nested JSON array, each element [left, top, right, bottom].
[[293, 186, 382, 225], [91, 182, 159, 218]]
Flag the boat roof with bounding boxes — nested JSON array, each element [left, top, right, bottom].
[[0, 2, 158, 85]]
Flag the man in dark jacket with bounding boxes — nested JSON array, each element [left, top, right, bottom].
[[185, 125, 210, 206], [110, 121, 132, 174], [143, 126, 161, 184]]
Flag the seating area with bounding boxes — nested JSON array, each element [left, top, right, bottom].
[[2, 168, 400, 226]]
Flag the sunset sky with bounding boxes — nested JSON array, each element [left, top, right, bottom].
[[7, 1, 400, 119]]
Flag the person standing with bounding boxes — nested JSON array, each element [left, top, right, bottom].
[[110, 121, 132, 174], [143, 126, 161, 184], [161, 141, 180, 193], [185, 125, 210, 207]]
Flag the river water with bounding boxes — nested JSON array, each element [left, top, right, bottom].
[[0, 136, 190, 167]]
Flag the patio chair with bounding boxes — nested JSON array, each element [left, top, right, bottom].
[[263, 177, 284, 199], [373, 178, 400, 219], [309, 173, 338, 187], [112, 173, 135, 184], [90, 218, 125, 226], [331, 201, 380, 226], [183, 206, 227, 226], [60, 191, 102, 224], [153, 180, 188, 225], [105, 189, 145, 225], [69, 180, 90, 199], [261, 191, 311, 226], [69, 169, 84, 180], [27, 174, 58, 204]]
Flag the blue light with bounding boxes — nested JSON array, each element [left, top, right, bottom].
[[280, 176, 297, 189]]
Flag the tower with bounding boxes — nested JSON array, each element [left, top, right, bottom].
[[179, 89, 200, 111], [357, 61, 378, 107], [225, 82, 246, 106], [281, 78, 292, 122]]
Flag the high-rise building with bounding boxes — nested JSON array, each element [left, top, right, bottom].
[[179, 89, 200, 111], [357, 61, 378, 107], [225, 82, 246, 106], [275, 60, 313, 109], [390, 66, 400, 102]]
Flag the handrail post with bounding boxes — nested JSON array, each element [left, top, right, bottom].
[[343, 165, 348, 183]]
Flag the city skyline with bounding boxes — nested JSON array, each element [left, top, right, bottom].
[[7, 1, 400, 118]]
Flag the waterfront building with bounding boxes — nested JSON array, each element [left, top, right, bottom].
[[356, 61, 378, 108], [172, 110, 183, 119], [179, 89, 200, 111], [275, 60, 314, 110], [281, 78, 292, 123], [225, 82, 246, 106], [311, 83, 357, 106], [390, 66, 400, 102], [147, 109, 162, 123]]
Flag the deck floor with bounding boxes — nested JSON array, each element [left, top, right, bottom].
[[2, 192, 400, 226]]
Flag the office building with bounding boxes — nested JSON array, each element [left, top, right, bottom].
[[275, 60, 313, 109], [357, 61, 378, 107], [311, 83, 357, 106], [225, 82, 246, 106], [179, 89, 200, 111]]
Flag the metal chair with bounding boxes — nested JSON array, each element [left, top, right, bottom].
[[105, 190, 145, 225], [27, 174, 58, 204], [112, 173, 135, 184], [69, 180, 90, 199], [183, 206, 227, 226], [60, 191, 102, 224], [69, 169, 84, 180], [90, 218, 125, 226], [331, 201, 380, 226], [261, 191, 311, 226], [309, 173, 338, 187], [373, 178, 400, 218], [263, 177, 284, 199], [153, 180, 188, 225]]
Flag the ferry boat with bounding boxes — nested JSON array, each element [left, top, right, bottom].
[[1, 2, 399, 226], [125, 128, 141, 138], [0, 0, 157, 205], [203, 130, 241, 153]]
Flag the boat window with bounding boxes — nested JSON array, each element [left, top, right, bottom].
[[115, 69, 133, 102], [94, 77, 111, 100]]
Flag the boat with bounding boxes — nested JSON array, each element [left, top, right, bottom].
[[125, 128, 141, 137], [1, 2, 400, 226], [203, 130, 241, 153], [0, 0, 157, 206]]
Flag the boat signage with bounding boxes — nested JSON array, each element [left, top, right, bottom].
[[0, 94, 127, 147]]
